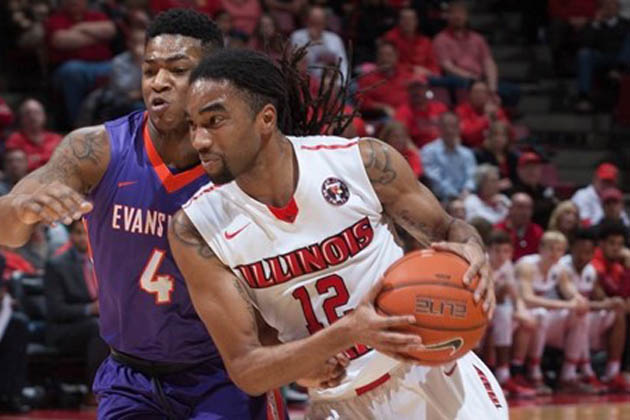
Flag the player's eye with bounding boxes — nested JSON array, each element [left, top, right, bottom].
[[210, 116, 224, 126], [173, 68, 188, 74]]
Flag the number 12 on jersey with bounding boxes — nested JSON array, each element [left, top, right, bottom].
[[140, 249, 174, 304], [292, 274, 370, 360]]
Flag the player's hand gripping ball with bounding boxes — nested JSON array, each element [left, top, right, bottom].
[[376, 249, 487, 366]]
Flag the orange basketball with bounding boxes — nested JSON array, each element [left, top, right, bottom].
[[375, 249, 487, 366]]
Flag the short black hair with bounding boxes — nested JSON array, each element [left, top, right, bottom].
[[573, 227, 597, 244], [598, 220, 628, 241], [146, 8, 224, 51], [189, 46, 356, 136], [488, 229, 511, 247]]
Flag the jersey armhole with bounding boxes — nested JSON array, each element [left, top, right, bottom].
[[351, 139, 384, 215]]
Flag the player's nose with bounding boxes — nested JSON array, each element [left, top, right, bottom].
[[151, 68, 171, 92], [191, 127, 213, 150]]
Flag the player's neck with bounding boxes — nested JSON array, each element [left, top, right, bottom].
[[147, 119, 199, 169], [539, 259, 553, 275], [236, 134, 297, 208]]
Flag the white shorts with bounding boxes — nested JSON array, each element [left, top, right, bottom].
[[588, 310, 616, 350], [306, 352, 508, 420], [528, 307, 571, 348]]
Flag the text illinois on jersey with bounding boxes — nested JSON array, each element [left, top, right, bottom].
[[235, 217, 374, 289]]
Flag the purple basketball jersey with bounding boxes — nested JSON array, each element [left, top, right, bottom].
[[85, 110, 216, 363]]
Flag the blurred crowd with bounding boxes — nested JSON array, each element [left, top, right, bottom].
[[0, 0, 628, 413]]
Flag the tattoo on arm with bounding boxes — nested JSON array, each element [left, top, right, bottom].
[[362, 139, 397, 185], [34, 128, 106, 193], [232, 278, 258, 333], [171, 212, 215, 259]]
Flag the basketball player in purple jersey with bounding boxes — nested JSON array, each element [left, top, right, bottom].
[[0, 9, 303, 419]]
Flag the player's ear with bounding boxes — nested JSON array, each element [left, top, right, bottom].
[[258, 104, 276, 136]]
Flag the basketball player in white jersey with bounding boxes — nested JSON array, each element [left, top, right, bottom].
[[486, 230, 536, 398], [169, 49, 507, 419], [514, 231, 594, 394], [550, 228, 630, 392]]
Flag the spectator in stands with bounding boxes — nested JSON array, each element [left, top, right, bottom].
[[595, 188, 630, 245], [548, 0, 597, 75], [215, 9, 233, 36], [474, 121, 518, 191], [0, 255, 31, 413], [382, 8, 440, 77], [44, 220, 108, 406], [249, 13, 283, 57], [263, 0, 307, 35], [149, 0, 222, 17], [432, 1, 520, 107], [496, 192, 544, 261], [575, 0, 630, 112], [5, 98, 62, 172], [290, 6, 349, 81], [508, 152, 559, 228], [347, 0, 398, 64], [220, 0, 262, 36], [4, 0, 51, 85], [394, 74, 448, 147], [572, 162, 630, 227], [420, 112, 476, 201], [77, 27, 145, 126], [0, 150, 29, 196], [379, 120, 423, 179], [464, 164, 510, 224], [446, 198, 466, 220], [0, 97, 15, 141], [47, 0, 116, 128], [548, 200, 581, 245], [357, 40, 413, 117], [456, 80, 510, 148]]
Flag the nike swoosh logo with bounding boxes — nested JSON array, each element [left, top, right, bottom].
[[422, 337, 464, 356], [224, 223, 251, 240], [118, 181, 137, 188]]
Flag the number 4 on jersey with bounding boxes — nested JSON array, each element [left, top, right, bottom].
[[140, 249, 174, 304]]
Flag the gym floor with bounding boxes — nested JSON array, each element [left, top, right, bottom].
[[2, 396, 630, 420]]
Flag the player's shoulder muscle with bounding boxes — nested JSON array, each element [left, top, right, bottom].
[[25, 125, 111, 195]]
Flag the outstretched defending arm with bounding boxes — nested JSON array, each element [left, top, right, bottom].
[[169, 210, 422, 396], [0, 126, 110, 247], [358, 138, 495, 316]]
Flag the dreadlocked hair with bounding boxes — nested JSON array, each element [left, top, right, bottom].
[[189, 44, 358, 136]]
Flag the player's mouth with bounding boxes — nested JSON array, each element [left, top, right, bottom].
[[150, 97, 169, 113], [199, 154, 222, 171]]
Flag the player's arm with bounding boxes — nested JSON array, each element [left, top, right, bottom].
[[169, 210, 421, 396], [0, 126, 109, 247], [359, 138, 494, 315], [556, 268, 590, 312], [515, 263, 579, 310]]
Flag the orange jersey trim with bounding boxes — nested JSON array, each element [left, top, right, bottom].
[[143, 116, 206, 193]]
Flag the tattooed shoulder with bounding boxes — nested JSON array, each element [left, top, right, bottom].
[[35, 125, 109, 193], [359, 138, 397, 186], [170, 210, 216, 259]]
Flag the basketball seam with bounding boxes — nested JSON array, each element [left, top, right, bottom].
[[381, 281, 477, 292]]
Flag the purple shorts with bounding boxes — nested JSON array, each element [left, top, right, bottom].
[[93, 356, 286, 419]]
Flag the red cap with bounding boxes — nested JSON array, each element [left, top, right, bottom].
[[601, 187, 622, 202], [596, 163, 618, 182], [518, 152, 542, 167]]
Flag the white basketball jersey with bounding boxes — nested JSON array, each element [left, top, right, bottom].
[[183, 135, 406, 400], [551, 254, 598, 298], [517, 254, 559, 299]]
